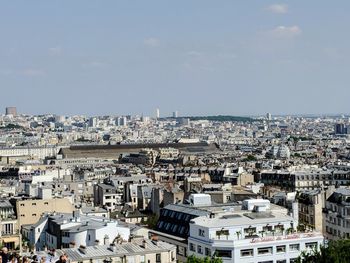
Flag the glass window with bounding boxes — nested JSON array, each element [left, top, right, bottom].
[[189, 243, 195, 252], [289, 244, 300, 251], [306, 242, 318, 249], [197, 245, 202, 254], [257, 247, 272, 255], [276, 245, 286, 253], [240, 249, 253, 257], [244, 227, 257, 236], [215, 250, 232, 258]]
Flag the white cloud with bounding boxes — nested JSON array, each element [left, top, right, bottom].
[[269, 26, 302, 38], [266, 4, 288, 14], [143, 37, 160, 47], [21, 69, 45, 76], [48, 46, 62, 55]]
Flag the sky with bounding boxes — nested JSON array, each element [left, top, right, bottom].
[[0, 1, 349, 117]]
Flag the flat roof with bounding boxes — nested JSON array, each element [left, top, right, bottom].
[[192, 211, 294, 228]]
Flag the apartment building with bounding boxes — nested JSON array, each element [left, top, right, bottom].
[[15, 198, 74, 226], [94, 184, 122, 212], [0, 200, 21, 250], [23, 211, 130, 251], [188, 200, 324, 263], [0, 146, 58, 160], [323, 188, 350, 240]]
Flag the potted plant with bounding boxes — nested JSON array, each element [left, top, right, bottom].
[[236, 231, 242, 240]]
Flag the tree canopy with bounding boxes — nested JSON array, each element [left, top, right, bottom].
[[186, 255, 223, 263], [297, 239, 350, 263]]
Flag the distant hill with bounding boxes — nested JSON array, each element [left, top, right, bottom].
[[185, 115, 255, 122]]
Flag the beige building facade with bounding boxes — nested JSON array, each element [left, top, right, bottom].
[[16, 198, 74, 226]]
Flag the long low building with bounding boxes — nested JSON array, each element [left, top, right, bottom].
[[58, 142, 220, 159], [0, 146, 58, 160], [33, 239, 176, 263]]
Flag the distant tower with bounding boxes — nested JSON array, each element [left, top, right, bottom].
[[5, 107, 17, 116], [116, 116, 127, 127], [156, 108, 160, 119], [89, 117, 97, 127], [173, 111, 178, 118], [266, 113, 272, 121], [141, 116, 150, 123]]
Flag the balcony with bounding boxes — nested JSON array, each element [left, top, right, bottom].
[[208, 231, 323, 247], [1, 230, 20, 237]]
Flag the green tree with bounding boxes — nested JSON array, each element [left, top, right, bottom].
[[244, 154, 257, 162], [145, 214, 159, 229], [297, 239, 350, 263], [186, 255, 222, 263]]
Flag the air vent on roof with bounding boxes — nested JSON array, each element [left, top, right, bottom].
[[78, 245, 86, 254]]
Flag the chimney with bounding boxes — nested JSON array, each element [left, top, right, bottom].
[[78, 245, 86, 254], [291, 202, 299, 222], [73, 209, 81, 222], [104, 235, 110, 246], [141, 239, 147, 249], [108, 243, 117, 252]]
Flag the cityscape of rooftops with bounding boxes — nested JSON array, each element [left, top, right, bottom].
[[1, 1, 350, 263]]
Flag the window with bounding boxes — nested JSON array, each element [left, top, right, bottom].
[[32, 214, 37, 216], [20, 204, 25, 207], [156, 253, 161, 263], [306, 242, 317, 249], [276, 260, 286, 263], [189, 243, 195, 252], [240, 249, 253, 257], [44, 202, 49, 205], [205, 247, 211, 256], [32, 203, 36, 206], [289, 244, 300, 251], [197, 245, 202, 254], [244, 227, 257, 236], [216, 229, 229, 236], [257, 247, 272, 255], [276, 245, 286, 253], [198, 229, 205, 237], [215, 250, 232, 258]]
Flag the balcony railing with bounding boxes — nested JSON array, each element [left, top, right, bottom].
[[209, 231, 323, 245], [1, 230, 20, 236]]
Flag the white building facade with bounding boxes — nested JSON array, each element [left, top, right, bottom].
[[188, 200, 324, 263]]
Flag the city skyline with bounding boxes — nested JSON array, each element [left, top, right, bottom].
[[1, 1, 350, 116]]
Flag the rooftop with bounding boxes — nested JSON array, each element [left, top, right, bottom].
[[191, 211, 294, 228]]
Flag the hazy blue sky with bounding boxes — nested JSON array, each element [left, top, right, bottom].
[[0, 1, 349, 116]]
